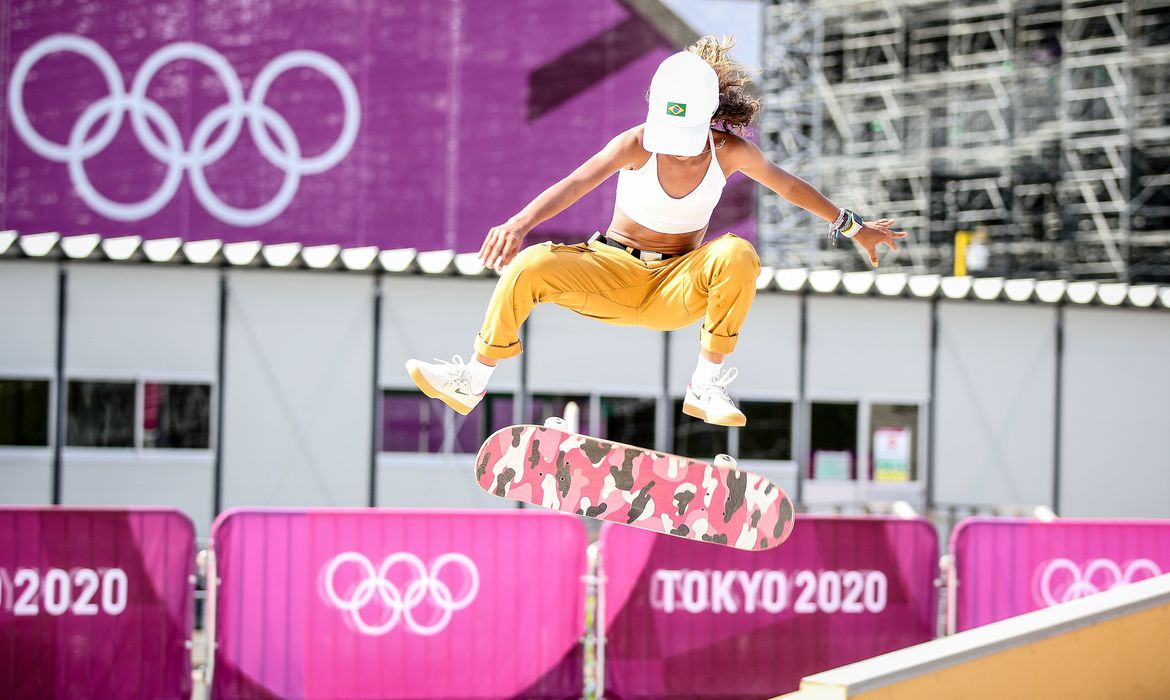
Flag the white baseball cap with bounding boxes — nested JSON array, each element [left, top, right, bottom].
[[643, 51, 719, 157]]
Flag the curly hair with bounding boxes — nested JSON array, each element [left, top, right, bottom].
[[687, 35, 760, 133]]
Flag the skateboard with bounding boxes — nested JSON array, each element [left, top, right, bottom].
[[474, 421, 796, 551]]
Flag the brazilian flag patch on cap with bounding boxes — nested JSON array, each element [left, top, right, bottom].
[[666, 102, 687, 117]]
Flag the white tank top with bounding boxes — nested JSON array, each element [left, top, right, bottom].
[[614, 130, 726, 234]]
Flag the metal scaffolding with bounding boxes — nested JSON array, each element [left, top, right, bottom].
[[759, 0, 1170, 282]]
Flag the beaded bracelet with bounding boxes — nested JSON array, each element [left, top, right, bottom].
[[830, 208, 848, 231]]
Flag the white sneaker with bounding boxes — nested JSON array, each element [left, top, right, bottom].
[[682, 367, 747, 427], [406, 355, 485, 415]]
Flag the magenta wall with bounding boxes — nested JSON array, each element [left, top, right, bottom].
[[600, 516, 939, 700], [950, 517, 1170, 632], [0, 507, 196, 700], [2, 0, 756, 252], [210, 508, 587, 700]]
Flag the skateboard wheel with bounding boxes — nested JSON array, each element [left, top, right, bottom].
[[544, 417, 568, 429], [714, 454, 736, 469]]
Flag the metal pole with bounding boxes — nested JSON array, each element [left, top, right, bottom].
[[513, 324, 529, 509], [212, 270, 228, 517], [657, 331, 672, 453], [51, 264, 67, 505], [513, 324, 528, 425], [369, 274, 383, 507], [1053, 302, 1064, 514], [926, 297, 939, 510], [795, 291, 808, 503]]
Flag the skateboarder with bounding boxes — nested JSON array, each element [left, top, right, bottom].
[[409, 36, 905, 426]]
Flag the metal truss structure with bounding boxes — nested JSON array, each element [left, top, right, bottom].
[[760, 0, 1170, 282]]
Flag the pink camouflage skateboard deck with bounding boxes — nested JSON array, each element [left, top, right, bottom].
[[475, 424, 796, 550]]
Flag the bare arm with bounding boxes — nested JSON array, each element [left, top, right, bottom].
[[478, 130, 643, 270], [730, 137, 907, 267]]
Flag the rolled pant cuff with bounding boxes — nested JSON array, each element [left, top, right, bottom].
[[474, 334, 523, 360], [700, 326, 739, 355]]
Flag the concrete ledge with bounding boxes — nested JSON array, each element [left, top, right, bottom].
[[776, 573, 1170, 699]]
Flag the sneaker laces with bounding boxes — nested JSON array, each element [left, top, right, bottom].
[[701, 367, 738, 403], [432, 355, 474, 393]]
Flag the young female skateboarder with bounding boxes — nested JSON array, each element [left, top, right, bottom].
[[409, 37, 905, 427]]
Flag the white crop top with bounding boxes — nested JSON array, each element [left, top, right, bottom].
[[614, 130, 727, 234]]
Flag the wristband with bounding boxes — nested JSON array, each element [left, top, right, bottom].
[[827, 209, 864, 246], [839, 210, 864, 238]]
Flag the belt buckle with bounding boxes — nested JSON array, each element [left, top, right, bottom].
[[639, 250, 663, 262]]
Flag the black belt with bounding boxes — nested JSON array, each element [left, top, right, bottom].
[[594, 234, 679, 262]]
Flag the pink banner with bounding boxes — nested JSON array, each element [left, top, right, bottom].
[[210, 508, 586, 700], [0, 507, 196, 700], [950, 517, 1170, 632], [600, 516, 939, 700]]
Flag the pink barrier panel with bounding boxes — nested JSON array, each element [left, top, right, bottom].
[[601, 516, 939, 700], [950, 517, 1170, 632], [211, 508, 586, 700], [0, 507, 196, 700]]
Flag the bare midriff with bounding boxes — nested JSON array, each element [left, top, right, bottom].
[[604, 208, 707, 255]]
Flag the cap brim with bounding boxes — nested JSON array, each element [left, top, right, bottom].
[[643, 118, 708, 157]]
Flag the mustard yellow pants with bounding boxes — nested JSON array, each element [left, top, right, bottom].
[[474, 233, 760, 360]]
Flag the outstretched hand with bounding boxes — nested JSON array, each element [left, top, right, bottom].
[[477, 222, 526, 271], [852, 218, 907, 268]]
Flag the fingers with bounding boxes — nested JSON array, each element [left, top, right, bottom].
[[477, 228, 497, 263], [499, 237, 520, 268], [489, 238, 507, 270], [477, 232, 495, 266]]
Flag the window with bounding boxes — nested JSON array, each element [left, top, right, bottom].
[[672, 399, 728, 459], [529, 394, 592, 435], [67, 381, 135, 448], [810, 401, 858, 479], [66, 380, 213, 450], [739, 401, 793, 460], [0, 379, 50, 447], [453, 394, 514, 453], [382, 390, 444, 452], [870, 403, 919, 482], [600, 396, 656, 448], [142, 382, 211, 449], [381, 390, 514, 454]]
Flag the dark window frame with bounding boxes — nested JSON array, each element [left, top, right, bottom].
[[141, 381, 214, 451], [599, 394, 657, 448], [0, 377, 54, 448], [62, 377, 216, 452], [738, 399, 796, 461], [808, 400, 860, 480], [379, 388, 517, 455]]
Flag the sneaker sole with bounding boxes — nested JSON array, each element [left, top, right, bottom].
[[407, 363, 476, 416], [682, 401, 747, 427]]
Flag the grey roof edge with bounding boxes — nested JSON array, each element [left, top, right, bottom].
[[1, 231, 1166, 308]]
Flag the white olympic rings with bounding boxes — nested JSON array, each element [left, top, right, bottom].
[[322, 552, 479, 636], [7, 34, 361, 226], [1037, 557, 1162, 607]]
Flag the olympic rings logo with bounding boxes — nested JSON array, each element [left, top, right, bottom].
[[1037, 558, 1162, 607], [7, 34, 360, 227], [322, 552, 479, 637]]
